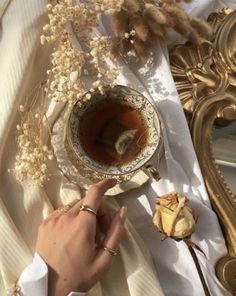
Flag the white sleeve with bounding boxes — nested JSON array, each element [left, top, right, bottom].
[[18, 253, 86, 296]]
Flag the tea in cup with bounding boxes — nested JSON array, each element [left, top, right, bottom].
[[67, 85, 163, 182]]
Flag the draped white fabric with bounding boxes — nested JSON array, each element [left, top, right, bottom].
[[0, 0, 235, 295]]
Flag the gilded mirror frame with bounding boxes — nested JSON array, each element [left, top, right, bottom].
[[170, 8, 236, 294]]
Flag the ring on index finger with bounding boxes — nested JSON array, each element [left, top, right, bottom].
[[79, 205, 97, 216]]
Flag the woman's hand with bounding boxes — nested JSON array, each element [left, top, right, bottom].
[[36, 179, 127, 296]]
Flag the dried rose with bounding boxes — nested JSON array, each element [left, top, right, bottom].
[[153, 192, 195, 239]]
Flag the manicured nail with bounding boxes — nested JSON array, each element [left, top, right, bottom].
[[119, 206, 127, 222]]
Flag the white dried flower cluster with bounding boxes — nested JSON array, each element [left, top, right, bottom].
[[13, 1, 123, 186], [13, 107, 54, 186], [91, 0, 124, 15], [90, 36, 118, 92], [49, 40, 87, 102], [41, 0, 121, 104], [41, 1, 98, 45], [6, 279, 21, 296]]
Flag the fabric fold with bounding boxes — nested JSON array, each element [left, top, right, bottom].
[[0, 1, 235, 296]]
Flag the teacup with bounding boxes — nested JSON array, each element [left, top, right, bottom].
[[66, 85, 163, 182]]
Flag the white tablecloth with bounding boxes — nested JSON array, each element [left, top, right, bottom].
[[0, 0, 235, 295]]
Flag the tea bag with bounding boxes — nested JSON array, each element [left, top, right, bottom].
[[99, 120, 138, 159], [115, 129, 137, 155]]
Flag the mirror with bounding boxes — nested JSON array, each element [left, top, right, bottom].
[[170, 8, 236, 294], [213, 122, 236, 195]]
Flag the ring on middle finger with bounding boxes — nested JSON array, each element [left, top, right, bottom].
[[102, 246, 118, 256]]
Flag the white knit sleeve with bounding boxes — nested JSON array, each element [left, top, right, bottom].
[[18, 253, 86, 296]]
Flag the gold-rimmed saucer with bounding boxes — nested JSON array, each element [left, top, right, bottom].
[[51, 104, 161, 196]]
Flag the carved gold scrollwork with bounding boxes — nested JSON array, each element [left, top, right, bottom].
[[170, 8, 236, 294]]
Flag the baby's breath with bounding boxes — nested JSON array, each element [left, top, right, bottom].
[[48, 40, 87, 103], [41, 0, 98, 43], [13, 111, 54, 186], [13, 1, 123, 185], [12, 82, 54, 186], [90, 36, 118, 92], [91, 0, 124, 14], [41, 0, 121, 104], [6, 279, 21, 296]]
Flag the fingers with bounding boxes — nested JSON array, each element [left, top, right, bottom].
[[72, 179, 117, 216], [46, 199, 80, 220], [91, 207, 127, 276], [97, 203, 111, 234], [84, 179, 117, 212], [67, 199, 83, 215]]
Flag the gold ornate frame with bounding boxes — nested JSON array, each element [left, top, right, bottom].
[[170, 8, 236, 294]]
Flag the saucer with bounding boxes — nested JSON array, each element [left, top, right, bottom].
[[51, 104, 154, 196], [67, 85, 162, 177]]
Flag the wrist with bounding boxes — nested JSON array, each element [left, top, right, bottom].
[[48, 271, 88, 296]]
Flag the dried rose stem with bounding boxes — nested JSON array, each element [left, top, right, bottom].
[[185, 242, 211, 296]]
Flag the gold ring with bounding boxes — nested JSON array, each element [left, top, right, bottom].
[[103, 246, 118, 256], [79, 205, 97, 216], [57, 204, 72, 213]]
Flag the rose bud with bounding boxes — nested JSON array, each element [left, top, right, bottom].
[[153, 192, 196, 239]]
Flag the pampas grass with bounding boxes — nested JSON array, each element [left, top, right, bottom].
[[123, 0, 144, 12], [130, 14, 150, 42], [133, 38, 149, 62], [190, 17, 213, 38], [143, 4, 173, 26], [111, 0, 213, 62], [162, 3, 189, 21], [112, 11, 129, 38]]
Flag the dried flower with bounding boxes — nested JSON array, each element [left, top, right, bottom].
[[132, 38, 149, 63], [89, 36, 119, 91], [40, 0, 122, 104], [190, 17, 213, 39], [91, 0, 124, 15], [13, 115, 54, 186], [48, 40, 87, 103], [143, 4, 173, 26], [123, 0, 144, 13], [111, 0, 212, 62], [153, 192, 196, 239], [6, 279, 21, 296], [112, 10, 129, 38], [130, 14, 150, 42]]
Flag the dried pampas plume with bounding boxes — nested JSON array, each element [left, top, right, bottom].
[[143, 5, 173, 26], [123, 0, 144, 13], [111, 0, 213, 63], [112, 11, 129, 38], [190, 17, 213, 39], [133, 38, 149, 63], [162, 3, 189, 21], [130, 14, 150, 42]]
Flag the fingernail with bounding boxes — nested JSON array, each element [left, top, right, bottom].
[[119, 206, 127, 222]]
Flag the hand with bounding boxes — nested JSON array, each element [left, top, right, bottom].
[[36, 179, 127, 296]]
